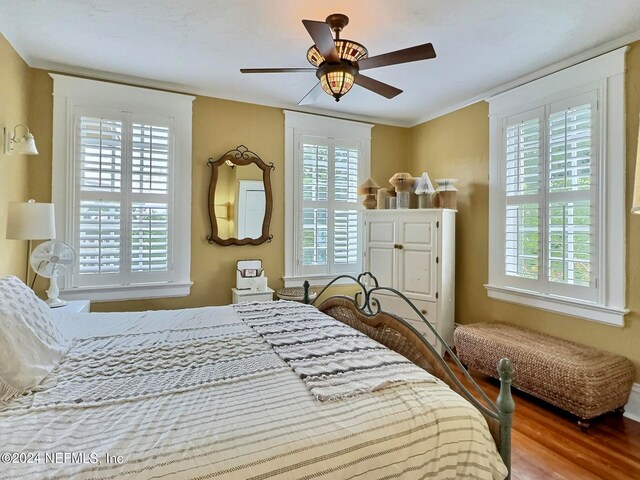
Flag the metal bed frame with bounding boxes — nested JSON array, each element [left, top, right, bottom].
[[301, 273, 514, 479]]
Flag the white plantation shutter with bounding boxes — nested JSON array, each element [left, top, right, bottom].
[[546, 102, 594, 291], [284, 111, 371, 286], [79, 116, 122, 192], [504, 113, 542, 284], [132, 123, 170, 194], [487, 48, 626, 325], [334, 210, 358, 265], [51, 75, 193, 301], [74, 108, 174, 287], [131, 203, 169, 273], [299, 137, 361, 275], [78, 201, 121, 275], [498, 94, 597, 300], [302, 142, 329, 270], [333, 145, 359, 267], [130, 123, 170, 278]]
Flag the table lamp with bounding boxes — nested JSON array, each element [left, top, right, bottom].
[[6, 199, 56, 283]]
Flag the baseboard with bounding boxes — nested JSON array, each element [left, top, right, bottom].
[[624, 383, 640, 423]]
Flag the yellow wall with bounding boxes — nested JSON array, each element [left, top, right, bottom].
[[407, 44, 640, 380], [24, 70, 410, 311], [0, 35, 31, 280], [13, 34, 639, 380]]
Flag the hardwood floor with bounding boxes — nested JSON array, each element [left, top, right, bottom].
[[449, 359, 640, 479]]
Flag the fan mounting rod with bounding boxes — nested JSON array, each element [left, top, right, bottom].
[[325, 13, 349, 39]]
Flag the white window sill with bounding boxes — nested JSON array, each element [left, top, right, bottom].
[[61, 282, 192, 303], [283, 274, 361, 288], [484, 284, 628, 327]]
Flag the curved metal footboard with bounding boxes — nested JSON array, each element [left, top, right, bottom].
[[302, 273, 514, 478]]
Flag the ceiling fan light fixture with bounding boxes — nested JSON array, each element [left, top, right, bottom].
[[307, 39, 368, 67], [241, 13, 432, 105], [317, 64, 357, 101]]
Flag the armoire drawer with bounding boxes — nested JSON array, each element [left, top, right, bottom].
[[371, 293, 437, 323], [371, 293, 438, 347]]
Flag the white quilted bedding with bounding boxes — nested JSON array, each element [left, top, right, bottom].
[[0, 302, 507, 479]]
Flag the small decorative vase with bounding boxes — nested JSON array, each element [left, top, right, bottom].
[[362, 194, 377, 209], [418, 193, 433, 209], [434, 179, 458, 209], [397, 191, 410, 209], [376, 189, 390, 209]]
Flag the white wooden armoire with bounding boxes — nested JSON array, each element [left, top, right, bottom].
[[363, 209, 456, 355]]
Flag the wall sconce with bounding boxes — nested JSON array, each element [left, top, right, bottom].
[[3, 124, 39, 156]]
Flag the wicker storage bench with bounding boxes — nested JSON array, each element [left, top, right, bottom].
[[454, 322, 635, 428]]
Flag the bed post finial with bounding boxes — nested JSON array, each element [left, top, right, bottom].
[[496, 358, 515, 478], [303, 281, 310, 304]]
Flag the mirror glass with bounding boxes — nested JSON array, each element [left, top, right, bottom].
[[214, 162, 266, 240], [207, 145, 274, 246]]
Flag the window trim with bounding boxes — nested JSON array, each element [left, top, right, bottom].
[[51, 74, 195, 302], [485, 47, 628, 326], [283, 110, 372, 287]]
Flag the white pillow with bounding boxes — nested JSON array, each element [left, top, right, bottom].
[[0, 275, 69, 402]]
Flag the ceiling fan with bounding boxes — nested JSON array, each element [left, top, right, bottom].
[[240, 13, 436, 105]]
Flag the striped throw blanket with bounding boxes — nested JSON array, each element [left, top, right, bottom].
[[234, 301, 437, 400], [0, 303, 507, 479]]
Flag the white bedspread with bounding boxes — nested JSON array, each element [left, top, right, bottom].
[[0, 302, 507, 479]]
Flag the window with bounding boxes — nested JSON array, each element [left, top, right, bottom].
[[486, 48, 627, 326], [51, 75, 194, 301], [284, 111, 372, 286]]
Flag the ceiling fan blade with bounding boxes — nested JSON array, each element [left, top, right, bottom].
[[357, 43, 436, 71], [240, 68, 317, 73], [302, 20, 340, 63], [298, 82, 323, 106], [354, 74, 403, 99]]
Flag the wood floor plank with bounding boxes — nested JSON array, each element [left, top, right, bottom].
[[445, 357, 640, 479]]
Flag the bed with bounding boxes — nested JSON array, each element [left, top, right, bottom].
[[0, 273, 512, 479]]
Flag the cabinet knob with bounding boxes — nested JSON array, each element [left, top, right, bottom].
[[421, 309, 427, 314], [393, 244, 399, 249], [398, 244, 403, 250]]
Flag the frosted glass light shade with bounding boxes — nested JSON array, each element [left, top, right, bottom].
[[6, 200, 56, 240], [13, 132, 38, 155], [4, 125, 38, 155]]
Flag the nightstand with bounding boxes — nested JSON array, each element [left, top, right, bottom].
[[51, 300, 91, 313], [232, 288, 274, 304]]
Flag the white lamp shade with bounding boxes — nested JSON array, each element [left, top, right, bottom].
[[13, 132, 38, 155], [6, 200, 56, 240]]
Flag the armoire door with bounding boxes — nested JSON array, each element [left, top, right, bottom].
[[365, 217, 396, 288], [396, 213, 438, 301]]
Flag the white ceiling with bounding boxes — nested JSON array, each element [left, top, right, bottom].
[[2, 0, 640, 127]]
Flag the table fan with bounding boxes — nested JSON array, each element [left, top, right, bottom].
[[29, 240, 77, 307]]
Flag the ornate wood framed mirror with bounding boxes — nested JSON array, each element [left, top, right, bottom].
[[207, 145, 275, 246]]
